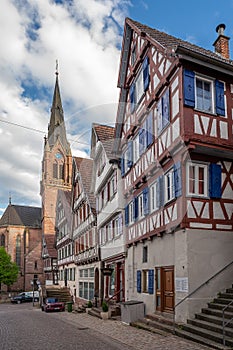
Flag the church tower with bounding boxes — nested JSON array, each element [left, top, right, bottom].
[[40, 66, 72, 285]]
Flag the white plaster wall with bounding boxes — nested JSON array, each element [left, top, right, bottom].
[[125, 228, 233, 321], [101, 234, 125, 260]]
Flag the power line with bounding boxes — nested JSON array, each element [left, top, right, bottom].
[[0, 118, 90, 146]]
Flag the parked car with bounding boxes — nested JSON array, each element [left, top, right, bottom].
[[41, 298, 65, 312], [25, 291, 40, 301], [11, 292, 33, 304]]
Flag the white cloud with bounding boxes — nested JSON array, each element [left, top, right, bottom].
[[0, 0, 130, 212]]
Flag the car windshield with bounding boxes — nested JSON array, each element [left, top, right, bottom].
[[46, 298, 58, 303]]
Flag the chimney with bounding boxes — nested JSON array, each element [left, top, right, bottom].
[[213, 23, 230, 60]]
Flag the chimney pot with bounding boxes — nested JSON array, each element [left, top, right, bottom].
[[216, 23, 226, 35], [213, 23, 230, 60]]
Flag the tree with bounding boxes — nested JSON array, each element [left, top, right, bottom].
[[0, 247, 18, 290]]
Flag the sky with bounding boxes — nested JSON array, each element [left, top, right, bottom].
[[0, 0, 233, 216]]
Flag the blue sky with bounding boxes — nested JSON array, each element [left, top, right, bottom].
[[0, 0, 233, 216]]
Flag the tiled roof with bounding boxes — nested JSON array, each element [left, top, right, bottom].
[[0, 204, 41, 228], [93, 123, 115, 159], [73, 157, 96, 216], [128, 18, 233, 66]]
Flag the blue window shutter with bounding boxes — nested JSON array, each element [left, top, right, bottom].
[[143, 187, 149, 215], [139, 128, 145, 156], [215, 80, 225, 116], [130, 84, 135, 113], [157, 99, 162, 134], [162, 89, 170, 129], [143, 56, 150, 91], [209, 163, 222, 198], [146, 112, 154, 147], [133, 196, 139, 220], [127, 141, 133, 168], [125, 205, 129, 226], [120, 156, 125, 177], [148, 269, 154, 294], [137, 270, 141, 293], [174, 161, 182, 198], [183, 69, 195, 107]]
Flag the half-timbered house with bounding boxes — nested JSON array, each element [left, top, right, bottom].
[[91, 123, 125, 304], [114, 18, 233, 322], [56, 189, 76, 295], [72, 157, 99, 304]]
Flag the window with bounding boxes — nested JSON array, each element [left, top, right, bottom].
[[0, 234, 5, 247], [138, 193, 144, 219], [128, 201, 134, 225], [142, 246, 148, 263], [157, 88, 170, 134], [130, 56, 150, 111], [183, 69, 225, 116], [187, 163, 208, 197], [150, 182, 157, 212], [142, 270, 149, 293], [196, 77, 213, 113], [131, 44, 136, 66], [133, 134, 140, 163], [16, 234, 21, 266], [165, 169, 175, 203]]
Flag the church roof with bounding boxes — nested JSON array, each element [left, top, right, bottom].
[[0, 204, 41, 228], [47, 72, 71, 154]]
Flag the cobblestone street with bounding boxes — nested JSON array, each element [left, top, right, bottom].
[[52, 309, 213, 350], [0, 303, 214, 350]]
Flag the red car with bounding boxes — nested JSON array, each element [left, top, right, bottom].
[[41, 298, 65, 312]]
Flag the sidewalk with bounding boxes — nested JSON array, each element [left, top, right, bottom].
[[52, 310, 213, 350]]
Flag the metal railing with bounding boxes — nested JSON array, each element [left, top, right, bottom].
[[222, 299, 233, 346], [106, 288, 124, 304], [173, 259, 233, 333]]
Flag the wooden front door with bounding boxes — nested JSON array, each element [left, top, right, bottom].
[[155, 266, 174, 313]]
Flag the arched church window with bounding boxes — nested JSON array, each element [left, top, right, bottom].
[[16, 234, 21, 266], [0, 234, 5, 247], [59, 164, 64, 180], [53, 162, 58, 178]]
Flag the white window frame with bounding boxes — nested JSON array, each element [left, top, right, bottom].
[[195, 75, 214, 113], [138, 193, 144, 219], [165, 169, 175, 203], [133, 133, 140, 164], [150, 181, 157, 212], [128, 201, 134, 225], [135, 68, 144, 105], [187, 162, 208, 197], [142, 269, 149, 293]]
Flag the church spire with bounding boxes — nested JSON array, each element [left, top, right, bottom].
[[47, 62, 70, 153]]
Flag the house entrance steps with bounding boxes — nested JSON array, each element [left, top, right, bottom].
[[132, 286, 233, 349]]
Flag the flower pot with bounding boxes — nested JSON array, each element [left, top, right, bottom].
[[100, 311, 109, 320]]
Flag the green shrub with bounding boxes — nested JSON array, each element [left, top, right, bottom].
[[87, 300, 93, 308], [102, 301, 108, 312]]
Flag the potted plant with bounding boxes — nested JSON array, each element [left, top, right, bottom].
[[86, 300, 93, 313], [100, 301, 109, 320]]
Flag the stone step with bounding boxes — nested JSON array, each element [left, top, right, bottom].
[[132, 316, 174, 334], [175, 328, 232, 350], [196, 312, 233, 328], [131, 320, 170, 336], [202, 307, 233, 320], [208, 303, 233, 313], [219, 293, 233, 300], [146, 313, 174, 326], [87, 307, 102, 319], [188, 318, 233, 337], [181, 323, 233, 347], [213, 298, 233, 305]]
